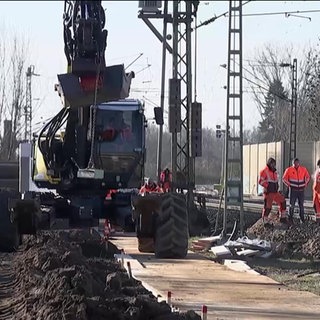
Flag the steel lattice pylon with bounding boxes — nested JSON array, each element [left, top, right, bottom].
[[138, 1, 201, 217], [289, 58, 297, 163], [223, 0, 244, 236], [25, 66, 32, 141], [171, 0, 195, 192], [25, 65, 39, 141]]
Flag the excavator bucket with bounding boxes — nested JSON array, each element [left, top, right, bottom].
[[56, 64, 134, 108]]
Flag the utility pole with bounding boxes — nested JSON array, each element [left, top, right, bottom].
[[223, 0, 244, 237], [216, 125, 226, 185], [279, 59, 297, 164], [156, 0, 169, 181], [290, 59, 298, 164], [25, 65, 40, 141], [291, 58, 298, 162], [138, 1, 202, 218]]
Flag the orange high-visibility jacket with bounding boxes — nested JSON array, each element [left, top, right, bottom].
[[258, 166, 279, 193], [160, 170, 172, 183], [283, 166, 310, 190], [139, 184, 163, 195], [313, 169, 320, 194]]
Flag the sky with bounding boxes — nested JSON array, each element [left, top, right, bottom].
[[0, 1, 319, 133]]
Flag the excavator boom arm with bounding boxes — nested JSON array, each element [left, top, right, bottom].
[[63, 0, 107, 75]]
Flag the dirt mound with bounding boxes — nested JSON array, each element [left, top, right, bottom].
[[246, 214, 320, 259], [12, 230, 200, 320]]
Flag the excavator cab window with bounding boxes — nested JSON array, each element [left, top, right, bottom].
[[99, 117, 117, 142], [96, 109, 143, 153]]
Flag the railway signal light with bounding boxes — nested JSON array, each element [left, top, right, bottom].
[[216, 125, 222, 139]]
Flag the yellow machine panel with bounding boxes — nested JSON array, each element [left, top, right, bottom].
[[32, 140, 60, 185]]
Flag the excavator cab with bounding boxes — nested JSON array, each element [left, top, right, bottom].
[[94, 99, 146, 189]]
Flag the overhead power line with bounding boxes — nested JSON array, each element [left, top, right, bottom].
[[242, 74, 291, 103], [196, 5, 320, 29], [241, 9, 320, 17], [220, 63, 291, 103], [195, 1, 252, 29]]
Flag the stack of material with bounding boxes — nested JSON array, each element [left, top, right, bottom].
[[208, 236, 272, 260], [192, 235, 272, 259], [224, 236, 272, 258], [191, 235, 221, 252]]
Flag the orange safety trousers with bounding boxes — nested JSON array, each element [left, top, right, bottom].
[[313, 192, 320, 221], [313, 170, 320, 221], [263, 192, 286, 218], [162, 181, 171, 192]]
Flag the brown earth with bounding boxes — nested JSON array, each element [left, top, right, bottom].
[[246, 213, 320, 259], [10, 230, 200, 320]]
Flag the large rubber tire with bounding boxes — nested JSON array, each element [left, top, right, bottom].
[[0, 191, 21, 252], [154, 193, 189, 259]]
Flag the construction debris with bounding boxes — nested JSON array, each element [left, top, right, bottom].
[[223, 259, 260, 275], [193, 209, 320, 261], [210, 245, 232, 259], [225, 237, 271, 252], [199, 208, 320, 260], [191, 235, 221, 251], [192, 233, 272, 259]]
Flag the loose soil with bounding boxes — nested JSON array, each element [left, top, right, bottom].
[[9, 230, 200, 320]]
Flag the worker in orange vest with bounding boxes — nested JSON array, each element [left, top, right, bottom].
[[139, 179, 163, 195], [258, 157, 287, 225], [312, 159, 320, 224], [159, 168, 172, 192], [283, 158, 310, 223]]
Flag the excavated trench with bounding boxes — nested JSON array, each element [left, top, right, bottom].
[[1, 230, 200, 320]]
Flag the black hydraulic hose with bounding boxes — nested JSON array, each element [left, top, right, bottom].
[[47, 108, 69, 164], [38, 114, 60, 166], [38, 108, 69, 169]]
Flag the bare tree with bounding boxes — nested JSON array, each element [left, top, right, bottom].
[[305, 43, 320, 140], [247, 45, 292, 142], [0, 30, 29, 160], [247, 44, 319, 143]]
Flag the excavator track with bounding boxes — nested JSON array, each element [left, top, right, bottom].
[[0, 253, 25, 320]]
